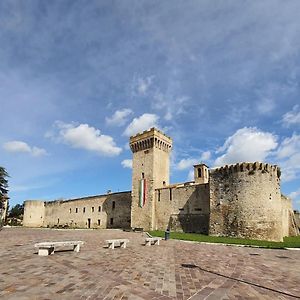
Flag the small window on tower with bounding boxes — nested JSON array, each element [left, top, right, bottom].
[[112, 201, 115, 210], [98, 206, 101, 212], [83, 207, 86, 213], [142, 172, 145, 179], [91, 207, 94, 212], [69, 208, 71, 213], [198, 168, 202, 178], [98, 219, 101, 226]]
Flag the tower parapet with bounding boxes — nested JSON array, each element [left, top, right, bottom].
[[211, 162, 280, 179], [130, 128, 172, 153]]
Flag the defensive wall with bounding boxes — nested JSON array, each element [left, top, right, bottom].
[[209, 162, 284, 241], [22, 127, 299, 242], [23, 191, 131, 229], [154, 183, 210, 233], [281, 195, 300, 237]]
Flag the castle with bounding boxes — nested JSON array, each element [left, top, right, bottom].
[[23, 128, 299, 241]]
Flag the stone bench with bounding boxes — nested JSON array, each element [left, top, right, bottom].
[[105, 239, 129, 249], [145, 237, 162, 246], [34, 241, 84, 256]]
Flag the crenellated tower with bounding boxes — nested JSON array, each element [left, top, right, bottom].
[[130, 128, 172, 230], [209, 162, 283, 241]]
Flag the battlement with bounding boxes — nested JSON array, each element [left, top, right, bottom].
[[129, 127, 172, 153], [210, 162, 281, 178]]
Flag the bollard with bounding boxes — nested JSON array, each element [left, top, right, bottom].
[[164, 228, 170, 240]]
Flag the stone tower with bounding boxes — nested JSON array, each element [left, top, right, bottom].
[[194, 163, 209, 184], [130, 128, 172, 230]]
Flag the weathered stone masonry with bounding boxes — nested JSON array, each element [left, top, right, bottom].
[[23, 192, 131, 229], [23, 127, 299, 241]]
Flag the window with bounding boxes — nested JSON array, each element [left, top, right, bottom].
[[198, 168, 202, 178], [158, 190, 160, 202], [179, 208, 184, 211], [69, 208, 71, 213], [98, 206, 101, 212], [195, 208, 202, 211], [169, 188, 172, 201], [91, 207, 94, 212], [112, 201, 115, 210], [98, 219, 101, 226], [83, 207, 86, 213], [163, 181, 166, 186], [142, 172, 144, 179], [110, 218, 114, 225], [76, 208, 78, 213]]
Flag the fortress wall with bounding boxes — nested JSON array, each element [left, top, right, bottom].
[[209, 162, 283, 241], [42, 192, 131, 229], [23, 200, 45, 227], [155, 184, 210, 233], [281, 195, 300, 236], [294, 211, 300, 230]]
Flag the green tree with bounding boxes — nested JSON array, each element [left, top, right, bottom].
[[0, 166, 9, 208], [0, 167, 9, 226], [0, 166, 9, 200], [9, 204, 24, 219]]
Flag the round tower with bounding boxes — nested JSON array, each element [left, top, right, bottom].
[[130, 128, 172, 230], [209, 162, 283, 241], [23, 200, 45, 227]]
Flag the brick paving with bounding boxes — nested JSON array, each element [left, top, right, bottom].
[[0, 228, 299, 300]]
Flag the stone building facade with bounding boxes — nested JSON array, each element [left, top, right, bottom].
[[23, 127, 299, 241], [0, 195, 9, 223], [23, 192, 131, 229]]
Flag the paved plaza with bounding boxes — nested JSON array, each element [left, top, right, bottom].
[[0, 228, 299, 300]]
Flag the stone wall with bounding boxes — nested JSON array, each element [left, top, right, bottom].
[[23, 200, 45, 227], [24, 192, 131, 229], [281, 195, 300, 237], [294, 211, 300, 230], [0, 195, 9, 223], [209, 162, 283, 241], [155, 183, 210, 233]]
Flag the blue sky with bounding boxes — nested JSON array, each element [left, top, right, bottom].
[[1, 1, 300, 210]]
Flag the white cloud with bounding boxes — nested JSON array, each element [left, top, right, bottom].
[[187, 169, 194, 181], [123, 113, 159, 137], [289, 188, 300, 202], [105, 108, 133, 126], [3, 141, 47, 157], [176, 151, 211, 171], [176, 158, 198, 170], [276, 134, 300, 182], [256, 97, 275, 114], [153, 92, 189, 121], [132, 76, 154, 96], [121, 159, 132, 169], [201, 151, 211, 161], [48, 121, 122, 156], [214, 127, 278, 167], [282, 105, 300, 127]]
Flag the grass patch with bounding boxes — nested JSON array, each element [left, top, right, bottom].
[[149, 231, 300, 249]]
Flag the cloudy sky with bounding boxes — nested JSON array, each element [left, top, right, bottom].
[[1, 1, 300, 210]]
